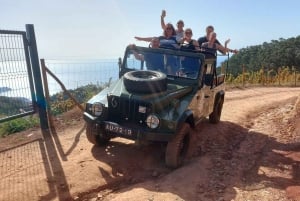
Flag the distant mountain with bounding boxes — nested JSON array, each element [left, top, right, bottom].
[[0, 96, 32, 116]]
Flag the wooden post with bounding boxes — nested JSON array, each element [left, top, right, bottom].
[[294, 69, 297, 87], [278, 67, 281, 86], [242, 64, 245, 87], [44, 66, 84, 111], [261, 66, 264, 86], [40, 59, 55, 130]]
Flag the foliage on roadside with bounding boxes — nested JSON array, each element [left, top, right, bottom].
[[0, 84, 105, 137], [225, 66, 300, 87], [224, 35, 300, 76], [49, 84, 105, 115], [0, 96, 32, 115], [0, 116, 39, 137]]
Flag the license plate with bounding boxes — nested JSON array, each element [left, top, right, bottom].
[[105, 122, 133, 136]]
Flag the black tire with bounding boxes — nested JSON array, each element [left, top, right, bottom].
[[165, 123, 191, 168], [209, 96, 224, 124], [123, 70, 167, 93], [86, 123, 110, 146]]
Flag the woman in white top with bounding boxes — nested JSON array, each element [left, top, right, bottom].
[[160, 10, 184, 41]]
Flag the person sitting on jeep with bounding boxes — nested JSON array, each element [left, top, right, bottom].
[[135, 23, 179, 49], [178, 28, 200, 51], [129, 38, 166, 72], [201, 32, 231, 55], [160, 10, 184, 41]]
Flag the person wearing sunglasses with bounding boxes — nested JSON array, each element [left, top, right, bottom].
[[179, 28, 200, 51], [160, 10, 184, 41], [135, 23, 178, 49]]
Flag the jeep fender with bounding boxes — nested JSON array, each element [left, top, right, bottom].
[[178, 109, 195, 129]]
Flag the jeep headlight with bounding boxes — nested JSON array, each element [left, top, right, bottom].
[[92, 102, 103, 116], [146, 114, 160, 129]]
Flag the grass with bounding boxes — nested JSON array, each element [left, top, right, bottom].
[[0, 116, 39, 138]]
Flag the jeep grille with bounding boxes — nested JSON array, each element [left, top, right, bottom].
[[108, 95, 152, 125]]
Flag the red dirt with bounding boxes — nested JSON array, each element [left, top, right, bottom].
[[0, 87, 300, 201]]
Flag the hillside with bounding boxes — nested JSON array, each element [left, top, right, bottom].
[[225, 36, 300, 76]]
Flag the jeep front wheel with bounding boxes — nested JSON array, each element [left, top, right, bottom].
[[165, 123, 191, 168], [86, 123, 110, 146]]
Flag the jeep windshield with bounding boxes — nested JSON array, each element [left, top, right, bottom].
[[123, 46, 204, 80]]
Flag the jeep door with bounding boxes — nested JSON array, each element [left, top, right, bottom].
[[201, 59, 216, 116]]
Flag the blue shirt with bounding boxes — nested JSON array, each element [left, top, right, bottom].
[[159, 36, 179, 49], [144, 52, 165, 72]]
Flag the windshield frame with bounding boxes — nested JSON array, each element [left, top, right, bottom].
[[121, 46, 206, 82]]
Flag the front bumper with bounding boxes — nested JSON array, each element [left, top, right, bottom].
[[83, 112, 173, 142]]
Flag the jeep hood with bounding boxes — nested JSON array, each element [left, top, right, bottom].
[[88, 78, 194, 110], [111, 78, 193, 110]]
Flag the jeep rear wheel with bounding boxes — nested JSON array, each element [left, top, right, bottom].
[[209, 96, 224, 124], [123, 70, 167, 93], [86, 123, 110, 146], [165, 123, 191, 168]]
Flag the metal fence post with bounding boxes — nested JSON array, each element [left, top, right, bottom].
[[26, 24, 49, 129]]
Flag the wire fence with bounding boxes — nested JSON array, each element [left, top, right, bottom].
[[0, 32, 34, 121], [44, 59, 119, 96], [42, 59, 120, 117]]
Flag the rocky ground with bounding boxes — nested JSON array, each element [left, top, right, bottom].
[[0, 87, 299, 201]]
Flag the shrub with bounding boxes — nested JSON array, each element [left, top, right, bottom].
[[0, 116, 39, 137]]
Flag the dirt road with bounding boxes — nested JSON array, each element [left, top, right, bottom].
[[0, 87, 300, 201]]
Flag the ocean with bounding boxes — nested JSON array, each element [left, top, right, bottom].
[[0, 56, 228, 101], [0, 59, 119, 100]]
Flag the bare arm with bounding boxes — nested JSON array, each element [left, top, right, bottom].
[[133, 51, 144, 61], [215, 43, 229, 55], [224, 39, 238, 54], [224, 39, 230, 48], [216, 42, 238, 54], [134, 36, 154, 42], [128, 44, 144, 61], [161, 10, 166, 30]]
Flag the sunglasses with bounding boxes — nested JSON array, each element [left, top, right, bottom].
[[166, 27, 172, 30], [185, 31, 192, 34]]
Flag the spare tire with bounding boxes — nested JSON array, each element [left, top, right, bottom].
[[123, 70, 167, 93]]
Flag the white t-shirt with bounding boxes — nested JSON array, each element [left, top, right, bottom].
[[176, 30, 184, 42]]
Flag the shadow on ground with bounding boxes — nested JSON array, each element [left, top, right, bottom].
[[79, 120, 300, 201]]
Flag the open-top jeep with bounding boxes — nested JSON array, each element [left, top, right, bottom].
[[83, 45, 225, 168]]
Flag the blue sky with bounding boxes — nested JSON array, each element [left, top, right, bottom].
[[1, 0, 300, 59]]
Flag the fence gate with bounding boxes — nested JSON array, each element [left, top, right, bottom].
[[0, 25, 48, 129]]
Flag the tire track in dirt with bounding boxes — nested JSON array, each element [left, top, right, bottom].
[[96, 87, 300, 201]]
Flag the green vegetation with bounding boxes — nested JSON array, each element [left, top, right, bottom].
[[0, 116, 39, 137], [225, 66, 300, 87], [0, 84, 105, 137], [49, 84, 105, 115], [224, 35, 300, 76], [2, 35, 300, 137], [0, 96, 31, 115]]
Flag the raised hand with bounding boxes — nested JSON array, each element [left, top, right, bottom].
[[161, 10, 166, 18]]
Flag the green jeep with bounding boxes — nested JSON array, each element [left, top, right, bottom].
[[83, 45, 225, 168]]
